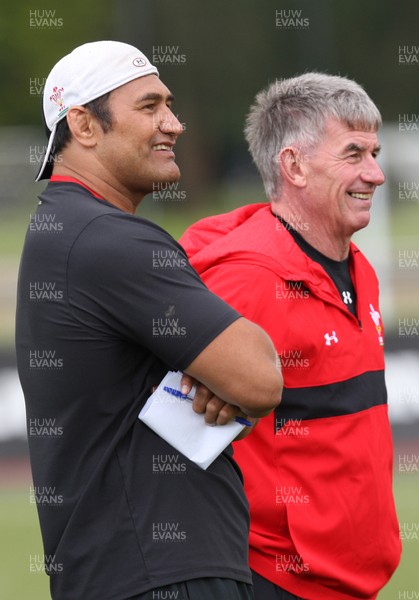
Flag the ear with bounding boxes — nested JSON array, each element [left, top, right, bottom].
[[66, 106, 98, 148], [277, 147, 307, 188]]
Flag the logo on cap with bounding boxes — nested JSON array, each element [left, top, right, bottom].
[[133, 57, 147, 67], [50, 86, 65, 113]]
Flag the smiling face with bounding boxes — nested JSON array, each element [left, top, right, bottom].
[[301, 118, 385, 239], [92, 74, 184, 198]]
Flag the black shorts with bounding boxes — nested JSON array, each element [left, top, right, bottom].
[[251, 571, 304, 600], [132, 577, 254, 600]]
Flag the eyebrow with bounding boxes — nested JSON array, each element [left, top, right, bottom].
[[344, 142, 381, 155], [135, 92, 175, 104]]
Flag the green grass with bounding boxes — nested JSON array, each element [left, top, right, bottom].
[[378, 475, 419, 599], [0, 474, 417, 600], [0, 490, 50, 600]]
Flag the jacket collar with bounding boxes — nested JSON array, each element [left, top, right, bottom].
[[181, 203, 362, 310]]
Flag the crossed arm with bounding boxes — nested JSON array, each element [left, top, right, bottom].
[[180, 316, 283, 435]]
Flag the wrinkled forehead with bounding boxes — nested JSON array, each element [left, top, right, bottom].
[[317, 117, 380, 151]]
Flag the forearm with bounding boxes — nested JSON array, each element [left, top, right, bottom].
[[184, 318, 283, 417]]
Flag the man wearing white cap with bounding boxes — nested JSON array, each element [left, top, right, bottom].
[[15, 41, 283, 600]]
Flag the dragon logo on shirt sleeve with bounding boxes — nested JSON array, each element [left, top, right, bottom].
[[369, 304, 384, 346]]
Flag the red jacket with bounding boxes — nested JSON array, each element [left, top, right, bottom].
[[180, 203, 401, 600]]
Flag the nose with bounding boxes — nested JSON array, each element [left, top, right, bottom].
[[361, 155, 385, 187], [157, 107, 185, 137]]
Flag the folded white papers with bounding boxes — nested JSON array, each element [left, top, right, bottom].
[[138, 371, 245, 469]]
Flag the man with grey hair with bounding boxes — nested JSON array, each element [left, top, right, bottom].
[[180, 72, 401, 599]]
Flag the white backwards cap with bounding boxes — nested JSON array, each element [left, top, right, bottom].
[[37, 40, 159, 181]]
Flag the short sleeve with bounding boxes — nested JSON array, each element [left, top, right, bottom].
[[66, 213, 240, 370]]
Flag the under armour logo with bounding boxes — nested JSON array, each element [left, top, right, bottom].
[[165, 305, 175, 317], [342, 291, 352, 304], [324, 331, 338, 345]]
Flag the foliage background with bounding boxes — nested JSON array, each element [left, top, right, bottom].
[[0, 1, 418, 598]]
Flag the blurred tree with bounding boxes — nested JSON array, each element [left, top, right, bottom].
[[1, 0, 418, 204], [0, 0, 113, 126]]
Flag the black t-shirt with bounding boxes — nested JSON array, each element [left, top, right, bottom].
[[16, 181, 251, 600], [276, 217, 357, 315]]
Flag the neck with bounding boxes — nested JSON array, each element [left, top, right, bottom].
[[271, 201, 351, 261], [52, 164, 143, 214]]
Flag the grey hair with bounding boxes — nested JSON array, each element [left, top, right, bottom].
[[244, 72, 382, 200]]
